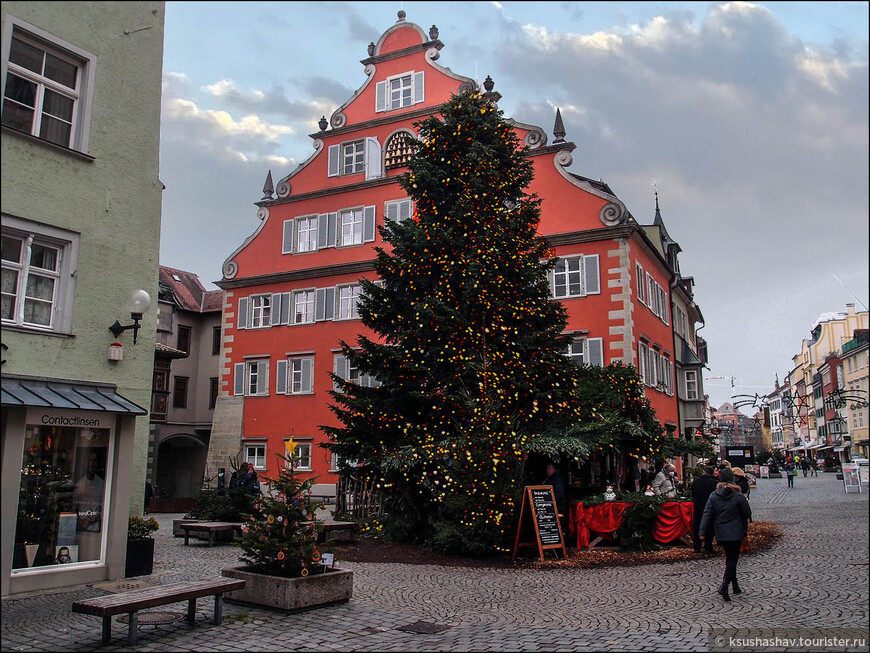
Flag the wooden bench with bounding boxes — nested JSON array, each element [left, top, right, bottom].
[[180, 522, 242, 546], [72, 577, 245, 645], [318, 521, 359, 543]]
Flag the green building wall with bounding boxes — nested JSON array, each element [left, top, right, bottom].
[[1, 1, 165, 519]]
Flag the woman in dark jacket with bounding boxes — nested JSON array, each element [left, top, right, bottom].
[[699, 467, 752, 601], [732, 467, 750, 497]]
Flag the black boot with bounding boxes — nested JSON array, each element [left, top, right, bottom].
[[731, 579, 742, 594], [717, 581, 731, 601]]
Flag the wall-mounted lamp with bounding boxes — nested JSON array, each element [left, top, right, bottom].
[[109, 289, 151, 345]]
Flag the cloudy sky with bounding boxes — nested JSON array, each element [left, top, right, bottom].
[[158, 1, 869, 413]]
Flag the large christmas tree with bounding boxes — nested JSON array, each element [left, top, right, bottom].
[[324, 91, 584, 555]]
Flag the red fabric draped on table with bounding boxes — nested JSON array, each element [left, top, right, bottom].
[[570, 502, 630, 549], [570, 501, 694, 549], [652, 501, 694, 544]]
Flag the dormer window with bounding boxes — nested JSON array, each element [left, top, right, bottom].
[[376, 71, 424, 112]]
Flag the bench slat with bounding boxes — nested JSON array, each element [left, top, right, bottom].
[[72, 579, 245, 616]]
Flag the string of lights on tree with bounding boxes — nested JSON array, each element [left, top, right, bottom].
[[323, 92, 665, 555]]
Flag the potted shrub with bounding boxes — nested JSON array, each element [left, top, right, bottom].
[[222, 442, 353, 611], [125, 516, 159, 578]]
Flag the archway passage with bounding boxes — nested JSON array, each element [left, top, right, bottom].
[[150, 433, 207, 513]]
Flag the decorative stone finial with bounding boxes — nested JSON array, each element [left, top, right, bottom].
[[261, 170, 274, 200], [483, 75, 494, 92], [318, 115, 328, 131], [429, 25, 439, 40], [397, 10, 406, 22], [553, 108, 566, 143], [367, 41, 375, 57]]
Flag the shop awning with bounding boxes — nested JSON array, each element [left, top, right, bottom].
[[1, 375, 147, 414], [833, 445, 849, 452]]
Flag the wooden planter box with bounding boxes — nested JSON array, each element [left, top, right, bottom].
[[125, 538, 155, 578], [221, 566, 353, 612]]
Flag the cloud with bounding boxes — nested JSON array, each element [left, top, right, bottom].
[[202, 78, 335, 123]]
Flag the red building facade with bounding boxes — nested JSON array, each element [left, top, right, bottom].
[[208, 14, 685, 490]]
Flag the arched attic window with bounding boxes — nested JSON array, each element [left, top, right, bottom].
[[383, 130, 416, 170]]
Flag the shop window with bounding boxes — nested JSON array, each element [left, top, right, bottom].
[[13, 423, 112, 570]]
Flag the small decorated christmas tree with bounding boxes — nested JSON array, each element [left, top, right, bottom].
[[238, 439, 325, 578]]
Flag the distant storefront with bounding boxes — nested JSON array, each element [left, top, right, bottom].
[[1, 376, 146, 596]]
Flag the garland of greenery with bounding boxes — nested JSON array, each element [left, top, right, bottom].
[[615, 501, 660, 551]]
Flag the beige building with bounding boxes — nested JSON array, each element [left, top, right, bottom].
[[840, 330, 869, 459]]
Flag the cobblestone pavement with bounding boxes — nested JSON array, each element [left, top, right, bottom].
[[2, 472, 868, 652]]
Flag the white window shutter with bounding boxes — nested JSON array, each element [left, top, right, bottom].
[[333, 354, 346, 391], [237, 297, 249, 329], [385, 201, 399, 223], [317, 213, 329, 249], [271, 293, 282, 327], [588, 338, 604, 366], [375, 81, 386, 112], [584, 254, 600, 295], [327, 212, 337, 247], [279, 292, 291, 325], [283, 220, 294, 254], [315, 288, 327, 321], [301, 357, 313, 393], [234, 363, 245, 395], [400, 199, 412, 222], [365, 137, 382, 180], [276, 359, 288, 394], [636, 264, 645, 305], [256, 360, 268, 395], [325, 287, 335, 320], [638, 345, 646, 383], [363, 205, 376, 242], [327, 144, 340, 177], [413, 71, 424, 104]]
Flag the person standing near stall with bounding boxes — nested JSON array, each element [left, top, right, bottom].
[[700, 467, 752, 601], [691, 465, 718, 554]]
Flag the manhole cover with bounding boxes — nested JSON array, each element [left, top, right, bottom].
[[397, 620, 451, 634], [91, 579, 152, 593], [118, 611, 181, 625]]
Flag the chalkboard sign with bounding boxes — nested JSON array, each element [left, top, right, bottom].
[[512, 485, 566, 561]]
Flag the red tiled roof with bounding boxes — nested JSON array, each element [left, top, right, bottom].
[[159, 266, 222, 313]]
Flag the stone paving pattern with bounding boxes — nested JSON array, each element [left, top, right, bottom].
[[2, 472, 867, 651]]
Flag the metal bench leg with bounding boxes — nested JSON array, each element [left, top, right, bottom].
[[214, 594, 224, 625], [127, 612, 138, 646], [209, 531, 215, 547], [101, 616, 112, 643], [184, 531, 190, 546], [187, 598, 197, 622]]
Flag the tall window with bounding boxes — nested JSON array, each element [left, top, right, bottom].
[[293, 290, 315, 324], [250, 295, 271, 328], [339, 209, 364, 246], [685, 370, 699, 400], [563, 338, 604, 366], [172, 376, 189, 408], [209, 377, 219, 410], [291, 442, 312, 470], [296, 216, 318, 253], [234, 360, 269, 397], [389, 74, 412, 109], [176, 325, 191, 353], [338, 284, 361, 320], [2, 26, 93, 150], [289, 357, 314, 394], [342, 140, 365, 175], [1, 218, 78, 332], [211, 326, 221, 355]]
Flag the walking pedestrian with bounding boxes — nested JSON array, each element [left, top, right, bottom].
[[801, 457, 809, 477], [699, 467, 752, 601], [691, 465, 718, 554], [785, 461, 795, 488], [810, 458, 819, 477]]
